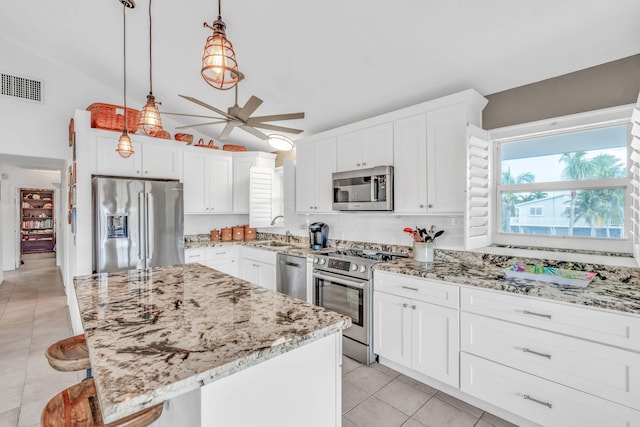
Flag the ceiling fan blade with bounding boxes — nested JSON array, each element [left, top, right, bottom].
[[239, 125, 269, 140], [219, 123, 237, 140], [161, 111, 227, 120], [175, 120, 229, 130], [249, 123, 304, 134], [178, 94, 235, 120], [246, 112, 305, 123], [236, 96, 263, 121]]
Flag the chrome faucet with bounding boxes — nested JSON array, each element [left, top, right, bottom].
[[270, 215, 284, 226], [285, 230, 292, 243]]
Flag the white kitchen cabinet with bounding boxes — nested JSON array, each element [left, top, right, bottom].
[[461, 353, 640, 427], [183, 149, 233, 214], [233, 152, 276, 214], [94, 133, 181, 180], [184, 247, 206, 265], [336, 123, 393, 172], [426, 103, 467, 213], [239, 247, 277, 291], [373, 271, 459, 388], [393, 114, 428, 213], [205, 245, 238, 277], [295, 137, 337, 213]]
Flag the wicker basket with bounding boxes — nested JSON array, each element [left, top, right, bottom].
[[175, 133, 194, 144], [87, 103, 139, 132], [222, 144, 247, 152], [150, 129, 171, 139], [195, 138, 219, 149]]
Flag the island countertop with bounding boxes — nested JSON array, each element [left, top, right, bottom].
[[74, 263, 351, 423]]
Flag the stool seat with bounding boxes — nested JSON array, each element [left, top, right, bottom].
[[45, 334, 91, 372], [41, 378, 163, 427]]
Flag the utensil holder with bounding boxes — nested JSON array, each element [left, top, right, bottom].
[[413, 242, 434, 263]]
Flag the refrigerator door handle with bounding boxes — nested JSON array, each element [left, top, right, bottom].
[[146, 192, 154, 262], [138, 192, 145, 262]]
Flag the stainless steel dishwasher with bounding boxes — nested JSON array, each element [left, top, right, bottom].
[[276, 253, 307, 301]]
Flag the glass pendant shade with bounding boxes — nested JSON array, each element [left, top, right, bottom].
[[268, 134, 294, 151], [138, 94, 163, 135], [202, 17, 239, 90], [116, 130, 134, 158]]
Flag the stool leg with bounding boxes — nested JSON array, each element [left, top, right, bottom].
[[84, 368, 92, 381]]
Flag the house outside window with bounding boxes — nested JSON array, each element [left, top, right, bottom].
[[492, 107, 633, 252]]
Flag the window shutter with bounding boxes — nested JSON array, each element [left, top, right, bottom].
[[631, 101, 640, 264], [465, 124, 492, 250], [249, 167, 274, 228]]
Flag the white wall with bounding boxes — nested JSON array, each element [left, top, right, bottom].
[[0, 166, 61, 271]]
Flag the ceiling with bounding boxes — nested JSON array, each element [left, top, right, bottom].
[[2, 1, 640, 152]]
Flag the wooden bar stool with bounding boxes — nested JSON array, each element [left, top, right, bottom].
[[41, 378, 163, 427], [45, 334, 92, 379]]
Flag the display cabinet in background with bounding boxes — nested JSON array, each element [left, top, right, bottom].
[[21, 189, 55, 254]]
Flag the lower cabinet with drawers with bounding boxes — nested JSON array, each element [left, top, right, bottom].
[[459, 287, 640, 426], [373, 271, 640, 426]]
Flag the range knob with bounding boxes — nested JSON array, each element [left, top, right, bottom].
[[318, 258, 326, 265], [359, 265, 367, 273], [313, 257, 319, 264], [350, 263, 358, 271]]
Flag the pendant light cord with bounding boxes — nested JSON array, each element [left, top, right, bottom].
[[218, 0, 221, 18], [148, 0, 153, 95], [122, 3, 128, 130]]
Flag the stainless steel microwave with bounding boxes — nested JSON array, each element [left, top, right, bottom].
[[332, 165, 393, 211]]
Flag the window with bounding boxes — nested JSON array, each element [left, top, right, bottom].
[[492, 108, 633, 253]]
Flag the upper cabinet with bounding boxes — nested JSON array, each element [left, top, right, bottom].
[[296, 137, 337, 213], [183, 148, 233, 214], [393, 114, 428, 213], [232, 152, 276, 214], [336, 123, 393, 172], [94, 133, 181, 180]]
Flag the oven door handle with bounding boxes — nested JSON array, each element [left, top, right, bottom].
[[313, 272, 368, 289]]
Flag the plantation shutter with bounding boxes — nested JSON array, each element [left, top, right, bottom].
[[630, 97, 640, 264], [465, 124, 492, 250], [249, 167, 274, 228]]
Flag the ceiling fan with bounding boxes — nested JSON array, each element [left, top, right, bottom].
[[161, 84, 305, 141]]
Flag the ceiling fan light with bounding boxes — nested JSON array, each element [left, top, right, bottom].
[[202, 17, 239, 90], [116, 130, 134, 158], [138, 94, 163, 135], [268, 134, 294, 151]]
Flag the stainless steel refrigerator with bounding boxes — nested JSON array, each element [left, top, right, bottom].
[[92, 177, 184, 273]]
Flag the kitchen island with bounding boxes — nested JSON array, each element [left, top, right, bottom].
[[74, 263, 350, 426]]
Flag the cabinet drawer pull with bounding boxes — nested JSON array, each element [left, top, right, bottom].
[[188, 255, 200, 258], [522, 348, 552, 359], [523, 394, 552, 409], [215, 252, 226, 255], [523, 310, 552, 320], [401, 285, 419, 291]]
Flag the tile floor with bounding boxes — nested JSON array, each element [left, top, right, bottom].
[[341, 356, 517, 426], [0, 255, 517, 427]]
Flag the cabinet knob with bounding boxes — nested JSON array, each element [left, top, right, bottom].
[[428, 204, 433, 208], [310, 206, 314, 209], [402, 303, 408, 308], [145, 171, 148, 174], [362, 162, 367, 166], [136, 170, 140, 174], [412, 305, 416, 310], [419, 204, 425, 208], [356, 163, 361, 167]]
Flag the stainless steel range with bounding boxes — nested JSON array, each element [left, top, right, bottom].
[[312, 248, 408, 364]]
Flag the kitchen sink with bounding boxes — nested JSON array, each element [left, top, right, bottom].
[[256, 241, 291, 248]]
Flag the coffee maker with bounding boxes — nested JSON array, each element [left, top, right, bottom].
[[308, 222, 328, 250]]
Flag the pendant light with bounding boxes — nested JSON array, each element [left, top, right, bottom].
[[268, 134, 294, 152], [138, 0, 163, 135], [201, 0, 239, 90], [116, 0, 135, 158]]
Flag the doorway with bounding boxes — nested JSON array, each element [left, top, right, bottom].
[[19, 188, 56, 258]]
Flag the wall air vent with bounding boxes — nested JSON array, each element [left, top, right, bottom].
[[1, 73, 43, 103]]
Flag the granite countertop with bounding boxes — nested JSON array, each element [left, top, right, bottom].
[[185, 239, 330, 258], [374, 250, 640, 315], [74, 264, 351, 423]]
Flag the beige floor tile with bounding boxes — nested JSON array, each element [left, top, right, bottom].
[[344, 365, 395, 394], [345, 396, 409, 427], [0, 407, 20, 427], [0, 385, 23, 413], [475, 421, 493, 427], [342, 355, 362, 375], [434, 391, 484, 418], [396, 374, 439, 397], [412, 397, 479, 427], [478, 412, 519, 427], [402, 418, 426, 427], [374, 378, 433, 416], [342, 380, 371, 413], [342, 416, 358, 427], [17, 397, 47, 427], [371, 362, 401, 378]]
